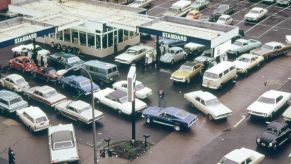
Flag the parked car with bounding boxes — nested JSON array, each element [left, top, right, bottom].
[[212, 4, 234, 20], [160, 47, 188, 64], [16, 106, 50, 132], [216, 15, 233, 25], [282, 105, 291, 124], [112, 80, 152, 99], [25, 85, 67, 108], [11, 44, 50, 57], [250, 41, 287, 60], [184, 90, 232, 120], [142, 106, 198, 131], [256, 121, 291, 151], [234, 54, 264, 74], [55, 100, 104, 124], [48, 52, 84, 69], [183, 42, 207, 56], [190, 0, 209, 11], [9, 56, 38, 73], [93, 88, 147, 115], [48, 124, 79, 163], [115, 45, 156, 65], [263, 0, 276, 4], [127, 0, 153, 8], [198, 15, 212, 22], [185, 10, 202, 19], [245, 7, 268, 23], [194, 49, 217, 69], [0, 89, 28, 114], [163, 0, 192, 17], [226, 39, 262, 57], [247, 90, 291, 119], [170, 61, 203, 83], [32, 67, 59, 83], [286, 35, 291, 44], [218, 147, 265, 164], [60, 75, 100, 95], [277, 0, 291, 6], [0, 74, 30, 93]]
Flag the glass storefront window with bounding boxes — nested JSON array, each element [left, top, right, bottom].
[[124, 30, 129, 41], [118, 29, 123, 43], [64, 29, 71, 42], [96, 35, 101, 49], [130, 31, 134, 38], [72, 30, 79, 44], [79, 32, 86, 46], [108, 31, 113, 47], [88, 33, 95, 48], [57, 31, 63, 40], [102, 34, 108, 49]]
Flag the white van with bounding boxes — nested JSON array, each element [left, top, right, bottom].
[[202, 61, 237, 89], [163, 0, 192, 17]]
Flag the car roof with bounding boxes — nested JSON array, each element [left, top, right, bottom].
[[0, 89, 21, 101], [219, 14, 231, 19], [6, 74, 24, 81], [189, 10, 199, 14], [235, 38, 248, 43], [169, 47, 183, 51], [205, 61, 234, 74], [108, 90, 127, 99], [49, 123, 74, 135], [68, 100, 90, 109], [195, 90, 217, 100], [252, 7, 264, 11], [239, 53, 257, 58], [224, 148, 251, 163], [265, 41, 283, 47], [35, 85, 56, 94], [22, 106, 46, 119], [84, 60, 117, 69], [183, 61, 199, 67], [51, 52, 76, 59], [261, 90, 284, 98], [66, 75, 89, 83], [267, 121, 286, 131], [128, 45, 152, 51]]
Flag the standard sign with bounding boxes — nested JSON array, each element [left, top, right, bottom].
[[162, 32, 187, 42], [127, 65, 136, 102], [14, 33, 37, 44]]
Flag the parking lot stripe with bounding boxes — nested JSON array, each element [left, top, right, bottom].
[[233, 115, 248, 128]]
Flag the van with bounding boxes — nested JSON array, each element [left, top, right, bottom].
[[202, 61, 237, 89], [82, 60, 120, 85], [163, 0, 192, 17]]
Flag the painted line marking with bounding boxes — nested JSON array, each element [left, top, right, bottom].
[[233, 115, 248, 128]]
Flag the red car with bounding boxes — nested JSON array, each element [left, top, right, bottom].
[[32, 67, 59, 83], [9, 56, 38, 73]]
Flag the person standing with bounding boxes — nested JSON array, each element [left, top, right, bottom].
[[158, 89, 165, 107]]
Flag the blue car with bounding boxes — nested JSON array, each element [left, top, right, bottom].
[[60, 75, 100, 95], [142, 106, 198, 131], [48, 52, 84, 69], [0, 89, 28, 115]]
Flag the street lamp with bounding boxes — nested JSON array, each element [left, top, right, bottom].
[[56, 66, 98, 164]]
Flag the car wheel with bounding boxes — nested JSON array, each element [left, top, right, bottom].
[[273, 143, 278, 151], [28, 126, 33, 133], [95, 98, 100, 104], [174, 125, 181, 131], [50, 42, 55, 48], [171, 60, 174, 65], [208, 114, 213, 121], [118, 110, 122, 115], [146, 117, 152, 124], [257, 62, 261, 67]]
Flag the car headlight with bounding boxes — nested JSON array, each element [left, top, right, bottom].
[[269, 142, 273, 147], [257, 138, 260, 143]]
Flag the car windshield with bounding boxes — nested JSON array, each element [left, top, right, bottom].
[[262, 44, 273, 50], [80, 80, 91, 87], [78, 105, 91, 113], [9, 97, 23, 105], [15, 78, 26, 85], [204, 72, 219, 79], [250, 9, 259, 14], [168, 49, 177, 54], [206, 98, 220, 106], [238, 57, 250, 63], [52, 131, 74, 150], [44, 90, 57, 98], [258, 96, 275, 104], [127, 49, 137, 55], [233, 41, 243, 46], [266, 127, 279, 135], [67, 56, 81, 64], [119, 96, 128, 104], [219, 157, 239, 164], [179, 65, 193, 72], [36, 116, 47, 123], [135, 83, 145, 91]]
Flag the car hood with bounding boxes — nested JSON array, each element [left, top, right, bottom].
[[10, 101, 29, 111], [160, 53, 174, 61], [81, 84, 99, 93], [195, 56, 213, 63], [247, 101, 275, 114], [50, 147, 79, 163], [80, 109, 103, 120], [183, 113, 198, 125], [259, 132, 277, 143], [171, 70, 191, 78], [251, 48, 270, 56], [234, 61, 249, 69], [208, 104, 232, 116], [127, 3, 141, 8], [142, 106, 160, 116]]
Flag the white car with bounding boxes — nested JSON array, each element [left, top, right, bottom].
[[93, 88, 147, 115], [184, 90, 232, 120], [160, 47, 188, 64], [247, 90, 291, 119], [282, 105, 291, 123], [127, 0, 153, 8], [234, 54, 264, 74], [16, 106, 50, 132], [0, 74, 30, 92], [115, 45, 156, 64], [245, 7, 268, 23], [55, 100, 104, 124], [25, 85, 67, 107], [286, 35, 291, 44], [218, 147, 265, 164], [48, 124, 79, 164], [216, 15, 233, 25], [112, 80, 152, 99], [12, 43, 50, 56]]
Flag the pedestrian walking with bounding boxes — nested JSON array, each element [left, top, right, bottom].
[[158, 89, 165, 107]]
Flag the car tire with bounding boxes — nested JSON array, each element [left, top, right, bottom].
[[146, 117, 152, 124], [208, 114, 213, 121], [174, 125, 181, 131], [118, 110, 122, 115], [56, 43, 61, 51], [171, 60, 174, 65], [67, 46, 72, 53], [61, 45, 67, 52], [50, 42, 55, 48], [273, 143, 278, 151], [28, 126, 33, 133]]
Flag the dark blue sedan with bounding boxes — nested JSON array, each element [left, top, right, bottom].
[[60, 75, 100, 95], [142, 106, 198, 131]]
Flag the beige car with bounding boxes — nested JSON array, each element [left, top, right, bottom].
[[186, 10, 202, 19], [234, 54, 264, 74], [170, 61, 203, 83], [0, 74, 30, 93]]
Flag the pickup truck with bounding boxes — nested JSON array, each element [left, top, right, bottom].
[[250, 41, 291, 60], [127, 0, 153, 8]]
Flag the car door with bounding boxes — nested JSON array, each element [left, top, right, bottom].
[[66, 106, 78, 120], [5, 78, 13, 89], [157, 113, 174, 126], [275, 95, 284, 112], [278, 126, 289, 145], [22, 112, 32, 127]]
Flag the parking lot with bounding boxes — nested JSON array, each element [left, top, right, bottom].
[[0, 0, 291, 164]]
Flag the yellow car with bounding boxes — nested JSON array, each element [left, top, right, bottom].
[[170, 61, 204, 83]]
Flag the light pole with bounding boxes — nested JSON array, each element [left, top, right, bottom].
[[57, 66, 98, 164]]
